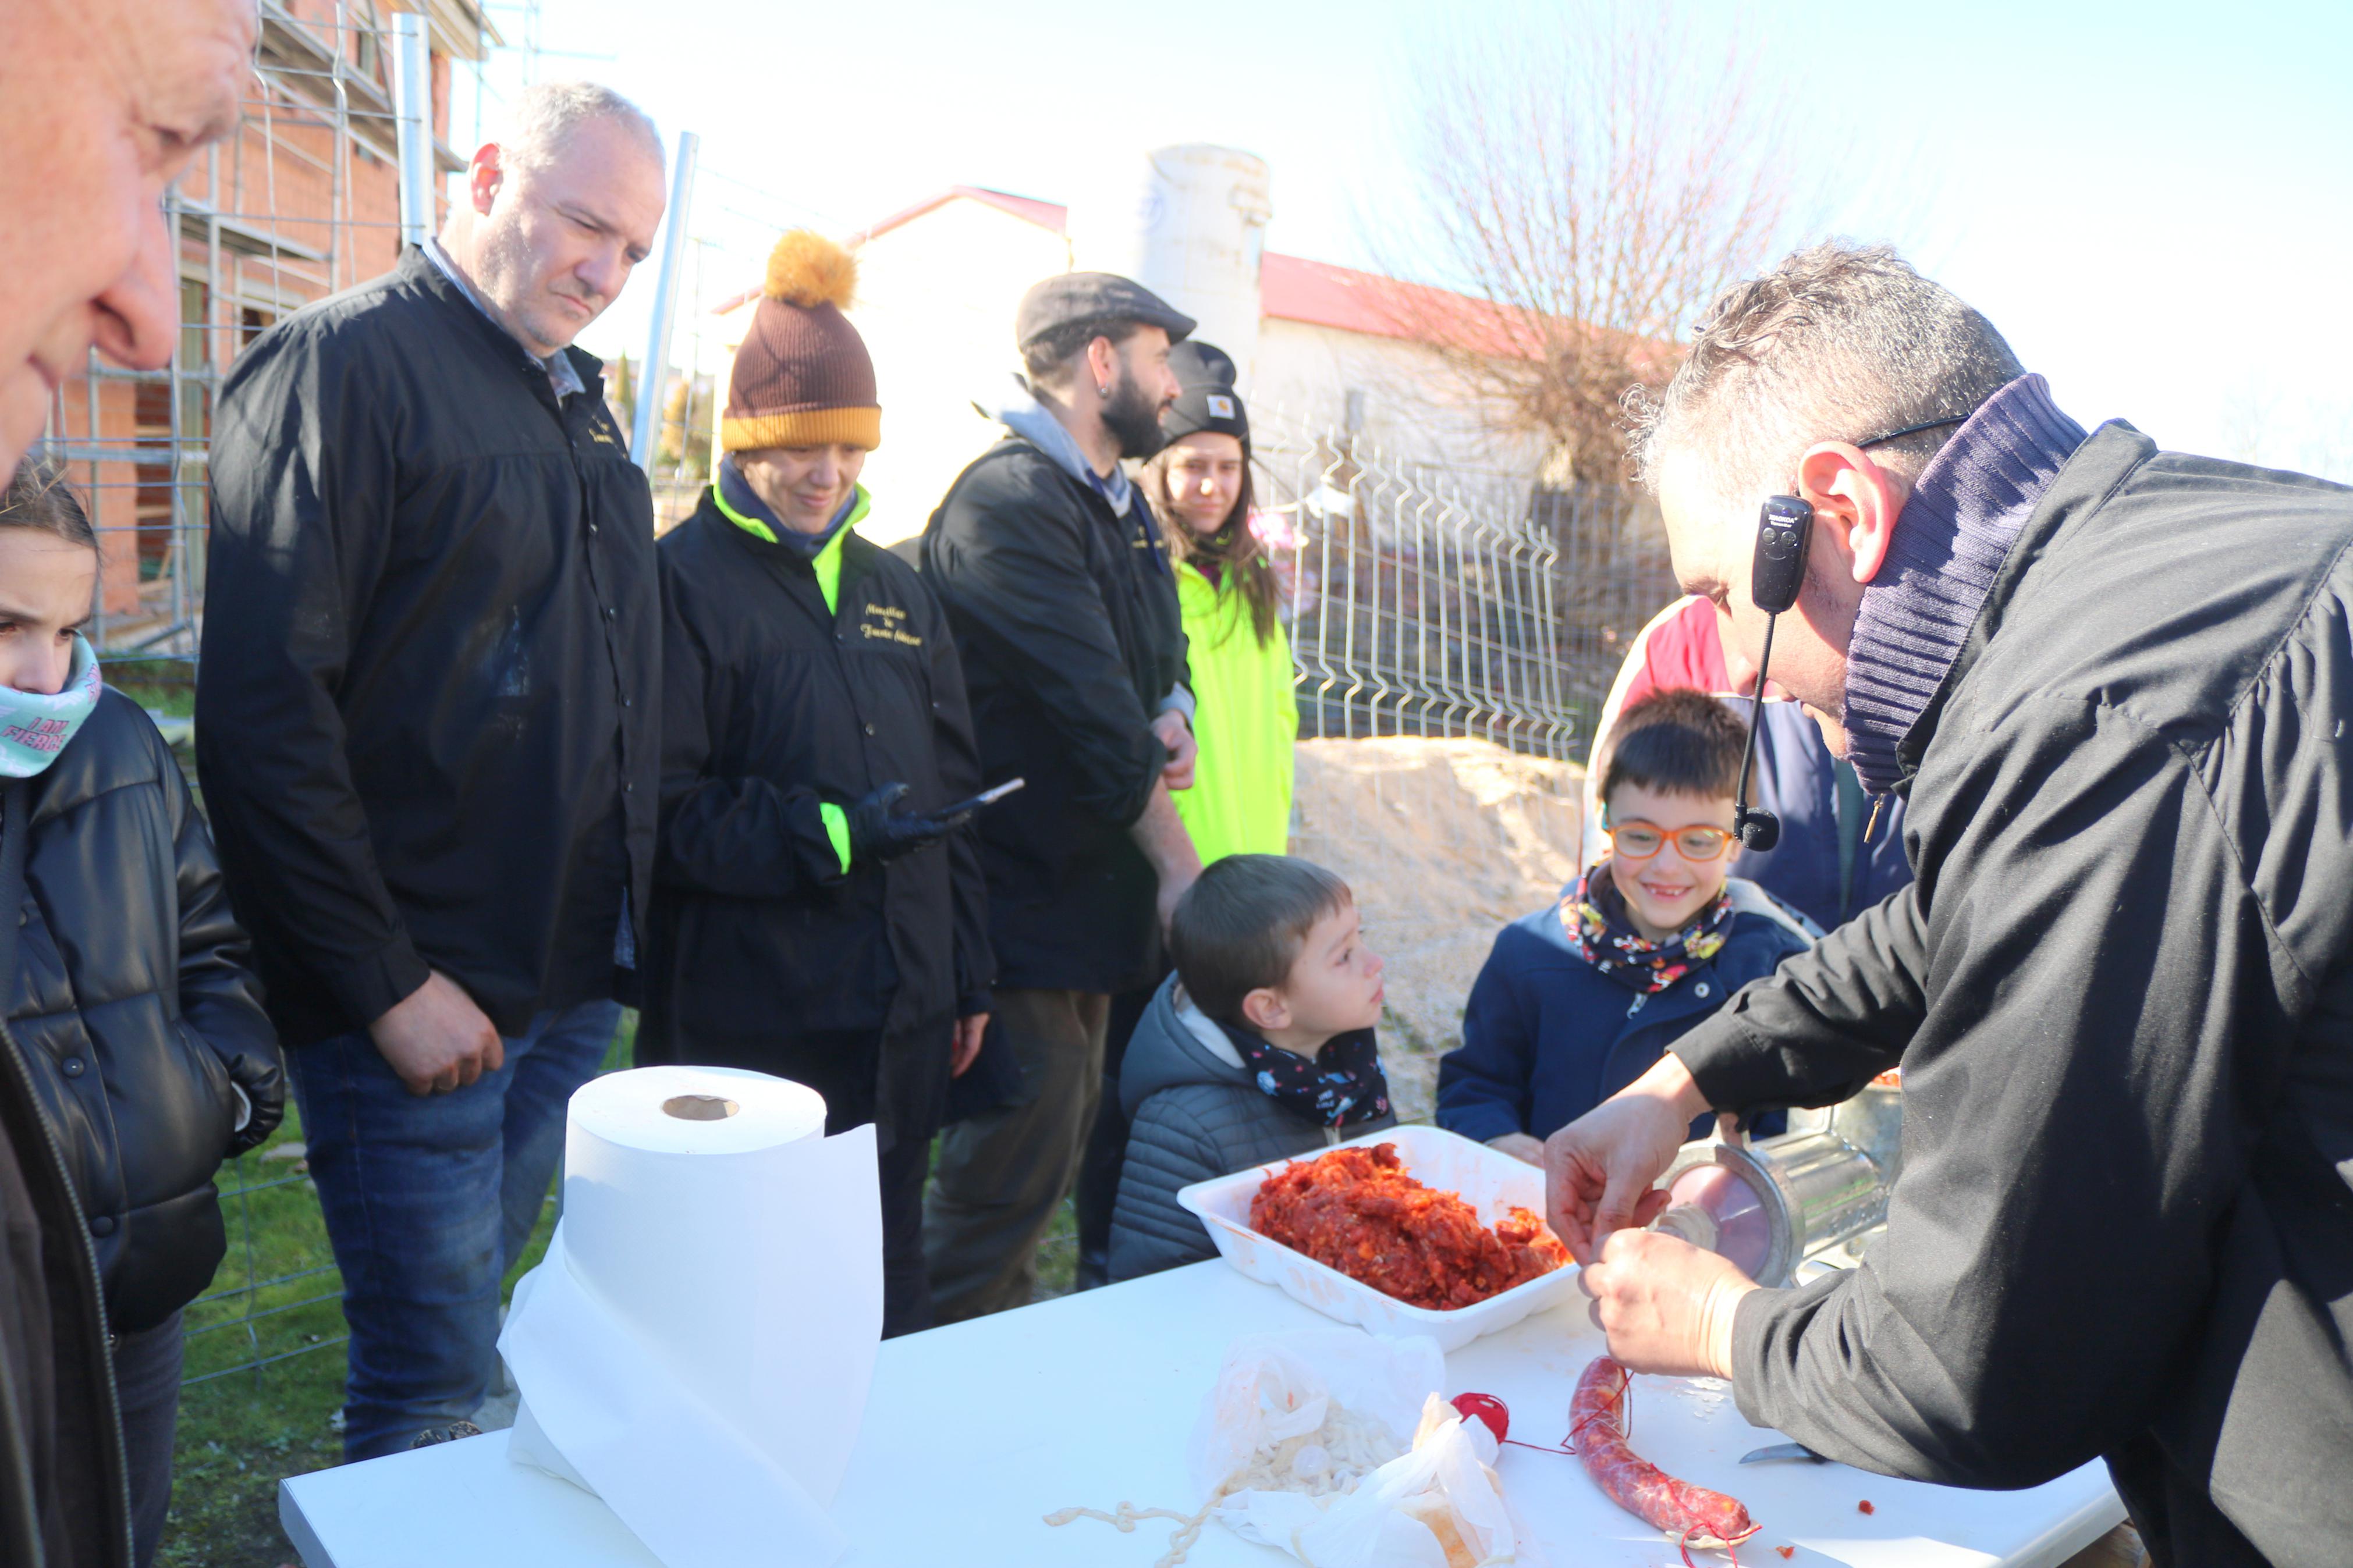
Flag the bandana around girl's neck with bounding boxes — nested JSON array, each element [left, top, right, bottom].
[[1562, 861, 1734, 995], [0, 634, 100, 778], [1219, 1020, 1391, 1129]]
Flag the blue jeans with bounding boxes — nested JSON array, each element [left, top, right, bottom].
[[290, 999, 620, 1461]]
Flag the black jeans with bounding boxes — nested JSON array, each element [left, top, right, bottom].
[[879, 1132, 934, 1338], [111, 1309, 183, 1568]]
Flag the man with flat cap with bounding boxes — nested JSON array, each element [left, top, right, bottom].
[[919, 272, 1202, 1321]]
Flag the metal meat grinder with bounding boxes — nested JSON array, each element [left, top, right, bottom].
[[1648, 1079, 1903, 1286]]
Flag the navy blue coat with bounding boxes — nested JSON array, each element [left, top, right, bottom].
[[1435, 880, 1813, 1146], [1729, 701, 1912, 931]]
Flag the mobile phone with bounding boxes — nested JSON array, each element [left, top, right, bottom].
[[1752, 495, 1813, 615], [933, 778, 1025, 819]]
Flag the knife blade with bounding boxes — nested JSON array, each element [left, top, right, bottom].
[[1738, 1441, 1829, 1464]]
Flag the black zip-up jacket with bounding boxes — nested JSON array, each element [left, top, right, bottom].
[[921, 439, 1188, 994], [1673, 424, 2353, 1567], [641, 495, 992, 1146], [198, 247, 659, 1047], [11, 694, 282, 1334]]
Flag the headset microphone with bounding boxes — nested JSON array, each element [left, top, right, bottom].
[[1730, 495, 1813, 852]]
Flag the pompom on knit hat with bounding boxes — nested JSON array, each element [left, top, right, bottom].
[[721, 230, 880, 453]]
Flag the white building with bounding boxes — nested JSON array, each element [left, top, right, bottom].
[[711, 183, 1545, 546]]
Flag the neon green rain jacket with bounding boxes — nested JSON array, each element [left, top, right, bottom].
[[1170, 562, 1296, 865]]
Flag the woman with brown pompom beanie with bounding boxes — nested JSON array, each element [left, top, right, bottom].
[[638, 230, 995, 1336]]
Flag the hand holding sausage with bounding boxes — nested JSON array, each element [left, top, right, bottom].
[[1578, 1226, 1758, 1379]]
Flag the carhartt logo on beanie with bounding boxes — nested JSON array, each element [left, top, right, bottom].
[[721, 230, 881, 454]]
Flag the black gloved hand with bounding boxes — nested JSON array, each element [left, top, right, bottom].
[[846, 782, 974, 865]]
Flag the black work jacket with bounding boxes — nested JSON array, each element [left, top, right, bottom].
[[1676, 424, 2353, 1567], [198, 247, 659, 1047], [643, 496, 992, 1145], [11, 695, 282, 1334], [920, 439, 1188, 994]]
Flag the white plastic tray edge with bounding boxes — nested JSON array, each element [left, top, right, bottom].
[[1175, 1124, 1580, 1353]]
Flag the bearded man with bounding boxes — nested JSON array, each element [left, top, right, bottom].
[[198, 82, 666, 1460], [918, 273, 1204, 1321]]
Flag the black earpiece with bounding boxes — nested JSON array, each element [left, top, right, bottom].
[[1731, 495, 1812, 851], [1751, 495, 1813, 615]]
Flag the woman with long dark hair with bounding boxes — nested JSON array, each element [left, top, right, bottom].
[[1138, 342, 1294, 863]]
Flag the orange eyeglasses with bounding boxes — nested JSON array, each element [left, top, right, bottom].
[[1606, 819, 1735, 862]]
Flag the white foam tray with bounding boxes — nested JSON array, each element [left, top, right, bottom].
[[1176, 1124, 1582, 1352]]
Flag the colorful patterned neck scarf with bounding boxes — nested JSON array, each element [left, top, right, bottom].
[[1218, 1021, 1391, 1129], [0, 634, 100, 778], [1562, 861, 1734, 995]]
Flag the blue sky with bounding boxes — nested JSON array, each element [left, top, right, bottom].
[[471, 0, 2353, 476]]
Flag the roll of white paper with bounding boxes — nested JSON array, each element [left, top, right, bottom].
[[500, 1065, 882, 1568]]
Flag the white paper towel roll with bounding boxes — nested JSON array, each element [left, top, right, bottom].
[[499, 1065, 883, 1568]]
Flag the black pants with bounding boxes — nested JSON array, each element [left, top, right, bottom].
[[879, 1131, 934, 1338], [924, 989, 1110, 1321], [112, 1309, 183, 1568], [1074, 976, 1165, 1289]]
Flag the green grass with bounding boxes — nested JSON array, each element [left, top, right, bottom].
[[104, 658, 197, 719]]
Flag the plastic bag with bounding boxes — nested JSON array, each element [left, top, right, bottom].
[[1190, 1328, 1442, 1502], [1193, 1330, 1521, 1567]]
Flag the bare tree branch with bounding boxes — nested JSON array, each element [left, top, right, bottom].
[[1366, 3, 1815, 484]]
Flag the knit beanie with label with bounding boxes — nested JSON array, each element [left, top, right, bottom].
[[721, 230, 881, 453]]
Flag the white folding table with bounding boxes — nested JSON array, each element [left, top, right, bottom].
[[281, 1260, 2123, 1567]]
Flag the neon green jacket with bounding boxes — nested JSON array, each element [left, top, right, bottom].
[[1171, 561, 1296, 865]]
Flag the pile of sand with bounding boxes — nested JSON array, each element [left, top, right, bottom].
[[1290, 737, 1587, 1122]]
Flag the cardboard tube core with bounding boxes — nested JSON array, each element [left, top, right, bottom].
[[662, 1094, 741, 1122]]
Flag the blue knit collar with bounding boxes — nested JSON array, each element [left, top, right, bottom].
[[1842, 374, 2087, 795]]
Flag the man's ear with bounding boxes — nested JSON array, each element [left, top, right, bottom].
[[1083, 335, 1120, 401], [1239, 987, 1290, 1034], [1794, 443, 1908, 588], [468, 144, 506, 216]]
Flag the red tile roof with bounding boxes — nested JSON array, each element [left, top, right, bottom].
[[852, 184, 1070, 245], [717, 186, 1547, 360], [1258, 253, 1542, 360]]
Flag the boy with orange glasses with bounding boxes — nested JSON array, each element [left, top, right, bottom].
[[1438, 688, 1815, 1162]]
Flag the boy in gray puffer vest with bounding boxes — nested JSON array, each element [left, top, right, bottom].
[[1108, 855, 1399, 1281]]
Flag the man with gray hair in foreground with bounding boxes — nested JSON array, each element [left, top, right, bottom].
[[198, 82, 668, 1460], [1550, 243, 2351, 1565]]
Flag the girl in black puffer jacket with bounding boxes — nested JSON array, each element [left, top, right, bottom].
[[0, 461, 282, 1568]]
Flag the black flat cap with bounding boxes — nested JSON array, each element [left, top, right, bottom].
[[1016, 271, 1195, 350]]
